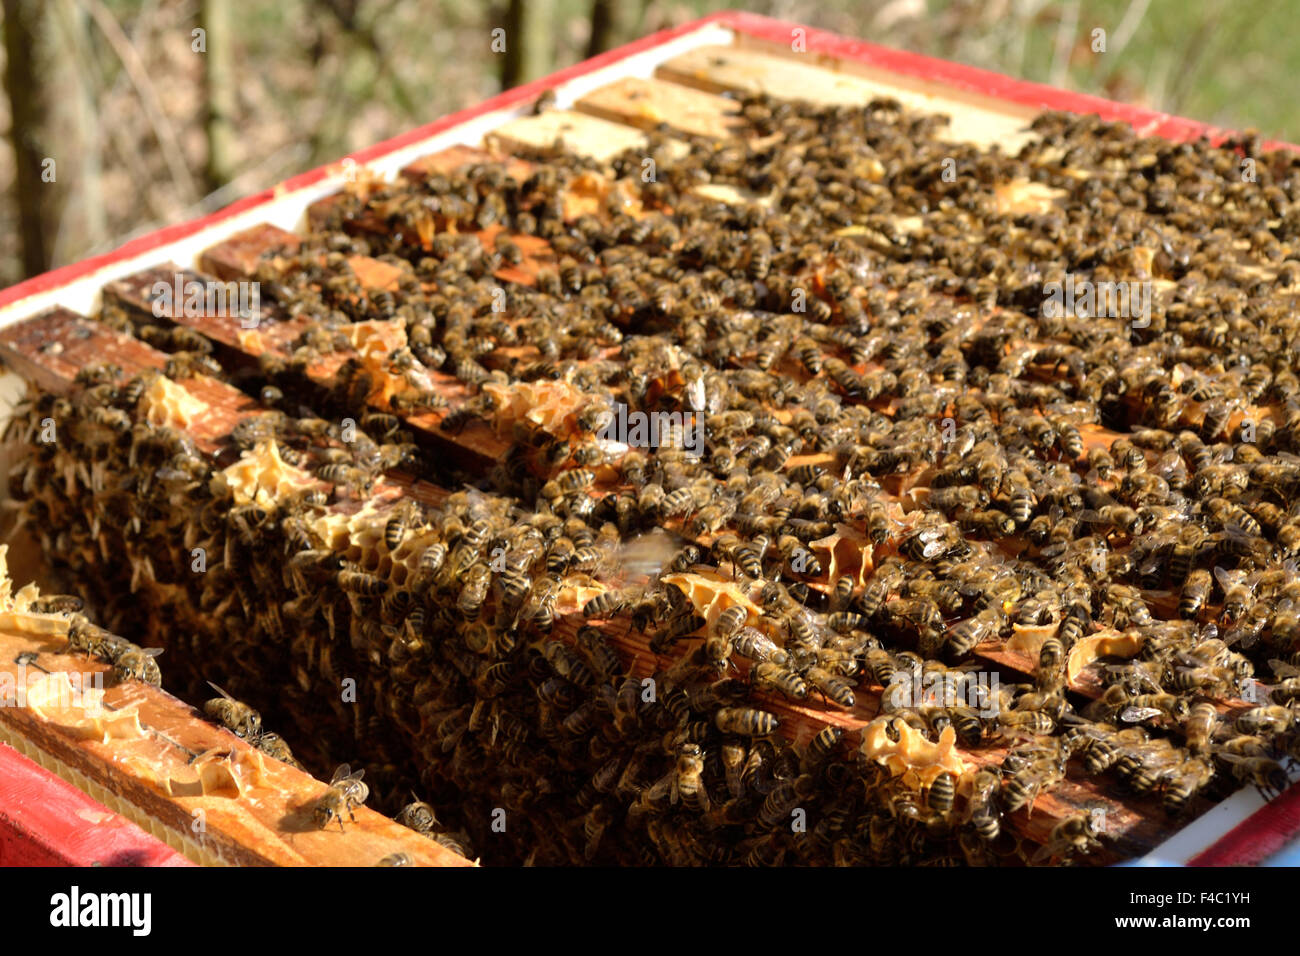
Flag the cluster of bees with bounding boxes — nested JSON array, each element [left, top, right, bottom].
[[9, 86, 1300, 865], [58, 606, 164, 686]]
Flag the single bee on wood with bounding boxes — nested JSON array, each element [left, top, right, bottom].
[[203, 681, 262, 740], [313, 764, 369, 832], [107, 643, 163, 686]]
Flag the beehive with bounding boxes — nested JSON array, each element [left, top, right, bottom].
[[1, 13, 1299, 866]]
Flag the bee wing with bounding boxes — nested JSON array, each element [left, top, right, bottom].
[[1224, 521, 1260, 539], [1030, 839, 1063, 865], [1212, 566, 1241, 590], [1226, 624, 1262, 650], [142, 647, 164, 658], [646, 772, 673, 802], [1152, 449, 1184, 473], [685, 375, 707, 411], [1120, 706, 1164, 724], [618, 529, 685, 581], [206, 680, 235, 700], [331, 763, 353, 784], [1270, 658, 1300, 679]]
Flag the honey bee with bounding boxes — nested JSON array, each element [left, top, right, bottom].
[[27, 594, 84, 615], [339, 569, 388, 596], [1110, 437, 1146, 473], [945, 607, 1003, 657], [805, 666, 856, 708], [1235, 705, 1294, 735], [107, 643, 163, 686], [1217, 754, 1290, 798], [1081, 504, 1142, 536], [63, 616, 121, 660], [714, 707, 779, 736], [1179, 568, 1212, 619], [72, 362, 122, 388], [163, 351, 222, 379], [582, 802, 617, 861], [998, 710, 1056, 736], [1087, 446, 1115, 480], [254, 733, 303, 769], [707, 603, 747, 641], [1163, 756, 1216, 816], [575, 625, 622, 681], [965, 769, 1001, 840], [1036, 636, 1065, 694], [927, 771, 956, 813], [1030, 813, 1102, 864], [1168, 524, 1208, 583], [1002, 753, 1066, 815], [313, 764, 369, 832], [1111, 737, 1185, 793], [203, 681, 262, 739], [384, 500, 419, 551], [417, 542, 448, 581], [757, 775, 814, 829], [650, 611, 707, 653], [928, 485, 988, 513], [730, 626, 789, 665], [1182, 702, 1219, 753], [750, 661, 809, 700], [1214, 567, 1254, 623], [318, 463, 373, 498], [671, 742, 709, 812]]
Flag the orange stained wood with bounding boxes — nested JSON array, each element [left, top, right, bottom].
[[0, 626, 470, 867]]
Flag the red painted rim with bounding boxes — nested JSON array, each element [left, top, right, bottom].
[[1187, 784, 1300, 866], [0, 742, 191, 866]]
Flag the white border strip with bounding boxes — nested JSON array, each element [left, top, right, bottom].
[[1121, 762, 1300, 866]]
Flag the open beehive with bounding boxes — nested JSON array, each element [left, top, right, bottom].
[[2, 12, 1299, 866]]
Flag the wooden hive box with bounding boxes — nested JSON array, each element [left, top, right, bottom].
[[0, 11, 1296, 867]]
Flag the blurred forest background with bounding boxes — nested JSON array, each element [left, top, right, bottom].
[[0, 0, 1295, 287]]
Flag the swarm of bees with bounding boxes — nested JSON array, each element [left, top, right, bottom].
[[11, 87, 1300, 866]]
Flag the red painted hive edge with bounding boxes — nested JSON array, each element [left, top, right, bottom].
[[0, 743, 192, 867]]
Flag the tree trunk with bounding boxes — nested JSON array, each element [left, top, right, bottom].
[[3, 0, 51, 277], [52, 0, 106, 264], [201, 0, 237, 193], [501, 0, 553, 90], [586, 0, 640, 58]]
